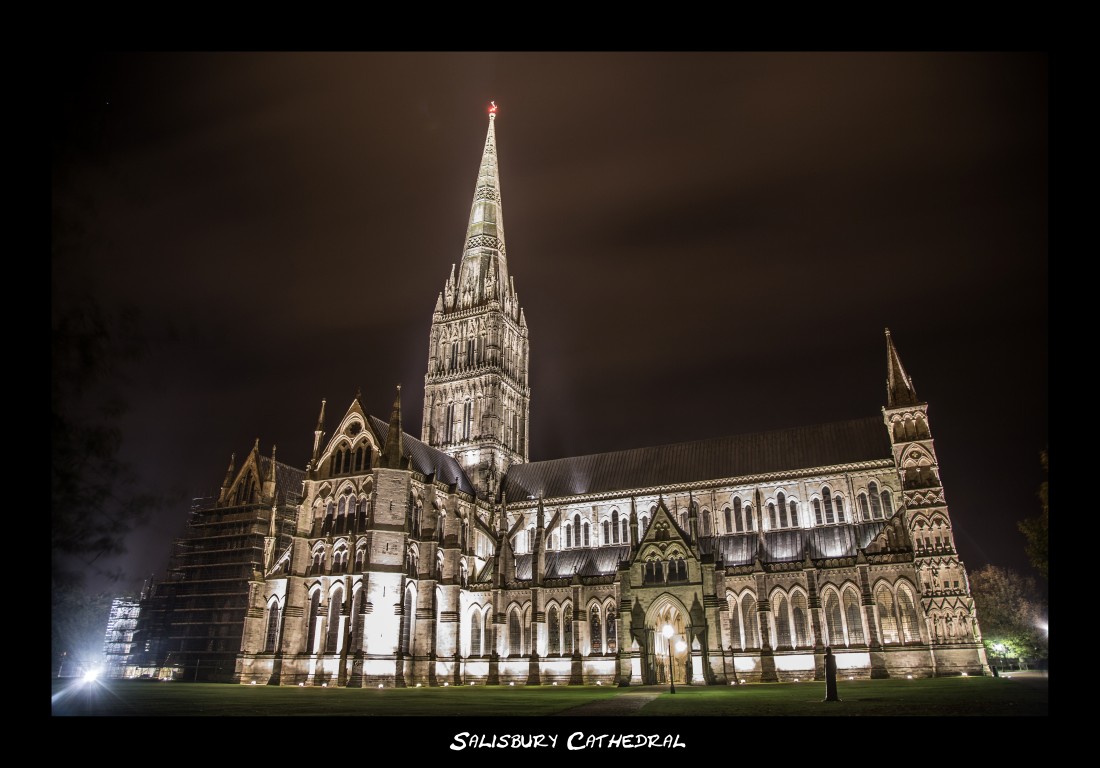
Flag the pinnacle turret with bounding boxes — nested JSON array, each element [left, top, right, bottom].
[[381, 385, 404, 469]]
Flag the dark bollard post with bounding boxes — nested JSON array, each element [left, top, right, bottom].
[[823, 647, 840, 702]]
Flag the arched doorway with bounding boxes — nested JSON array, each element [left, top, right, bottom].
[[652, 602, 688, 685]]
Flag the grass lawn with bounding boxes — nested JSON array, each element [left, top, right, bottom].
[[51, 675, 1046, 717]]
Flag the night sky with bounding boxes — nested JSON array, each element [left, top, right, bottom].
[[53, 53, 1047, 595]]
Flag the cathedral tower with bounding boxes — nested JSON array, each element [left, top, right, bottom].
[[422, 103, 530, 500]]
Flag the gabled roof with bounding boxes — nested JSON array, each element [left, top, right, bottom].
[[256, 457, 306, 505], [501, 416, 891, 501], [367, 415, 476, 496]]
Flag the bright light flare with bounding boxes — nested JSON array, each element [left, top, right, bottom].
[[82, 668, 99, 684]]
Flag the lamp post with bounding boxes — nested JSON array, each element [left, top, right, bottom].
[[993, 643, 1005, 675], [662, 624, 676, 694]]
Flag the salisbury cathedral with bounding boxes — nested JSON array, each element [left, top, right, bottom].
[[140, 106, 989, 687]]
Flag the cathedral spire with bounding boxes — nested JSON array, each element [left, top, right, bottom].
[[455, 103, 507, 310], [381, 385, 404, 469], [885, 328, 920, 408]]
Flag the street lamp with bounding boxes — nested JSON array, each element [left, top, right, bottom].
[[662, 624, 676, 694], [993, 642, 1006, 675]]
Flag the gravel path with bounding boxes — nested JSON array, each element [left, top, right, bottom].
[[553, 685, 665, 716]]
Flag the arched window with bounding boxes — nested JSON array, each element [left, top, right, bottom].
[[326, 586, 343, 653], [354, 546, 365, 572], [823, 487, 835, 524], [265, 600, 281, 653], [640, 514, 649, 535], [869, 482, 883, 520], [742, 595, 760, 649], [744, 504, 754, 532], [897, 585, 920, 643], [791, 592, 810, 647], [768, 503, 778, 530], [843, 588, 865, 645], [724, 506, 733, 533], [548, 606, 560, 655], [824, 592, 843, 648], [702, 510, 712, 537], [777, 493, 788, 528], [606, 609, 617, 653], [733, 497, 743, 532], [668, 558, 687, 582], [612, 510, 620, 543], [400, 586, 415, 654], [621, 518, 629, 544], [602, 520, 610, 544], [347, 589, 362, 652], [583, 521, 590, 547], [858, 493, 871, 521], [644, 559, 660, 584], [509, 608, 521, 656], [574, 514, 581, 540], [470, 608, 482, 656], [563, 606, 574, 655], [338, 496, 347, 517], [565, 524, 572, 548], [875, 585, 898, 644], [813, 499, 824, 526], [881, 489, 894, 517], [789, 500, 799, 527], [774, 595, 791, 648], [729, 595, 743, 651], [590, 605, 602, 654], [484, 610, 492, 656], [834, 494, 845, 523], [306, 590, 321, 654], [523, 606, 532, 656]]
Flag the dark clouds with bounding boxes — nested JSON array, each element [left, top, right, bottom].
[[53, 52, 1047, 591]]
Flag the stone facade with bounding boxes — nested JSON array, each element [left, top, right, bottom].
[[232, 108, 989, 687]]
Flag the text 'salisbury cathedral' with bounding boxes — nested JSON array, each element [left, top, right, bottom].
[[145, 105, 990, 686]]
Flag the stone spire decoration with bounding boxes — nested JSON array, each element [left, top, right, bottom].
[[381, 385, 405, 469], [310, 398, 326, 469], [885, 328, 920, 407]]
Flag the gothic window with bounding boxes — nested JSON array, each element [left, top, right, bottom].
[[702, 510, 712, 536], [602, 520, 610, 544], [777, 493, 788, 528], [640, 514, 650, 534], [843, 588, 865, 645], [466, 338, 475, 367], [326, 586, 343, 653], [470, 608, 482, 656], [791, 592, 810, 647], [644, 559, 661, 584], [621, 518, 629, 544], [612, 510, 620, 543], [484, 610, 492, 656], [824, 592, 843, 648], [724, 506, 733, 533], [768, 503, 778, 530], [744, 503, 754, 532], [729, 595, 743, 651], [449, 343, 457, 371], [875, 585, 898, 644], [462, 400, 472, 441], [789, 500, 799, 527], [858, 493, 871, 521], [881, 489, 893, 517], [445, 403, 455, 443], [523, 606, 532, 656], [565, 524, 572, 548], [667, 557, 687, 582], [348, 589, 362, 651], [834, 494, 845, 523], [590, 605, 602, 654], [774, 595, 792, 648], [897, 585, 920, 643], [821, 487, 834, 524], [583, 521, 590, 547], [813, 499, 823, 526], [606, 608, 617, 653], [306, 590, 321, 654], [400, 586, 415, 654], [869, 482, 883, 519], [563, 606, 574, 655], [548, 606, 560, 655], [311, 550, 324, 575], [509, 608, 521, 656], [742, 595, 760, 649], [265, 600, 281, 653]]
